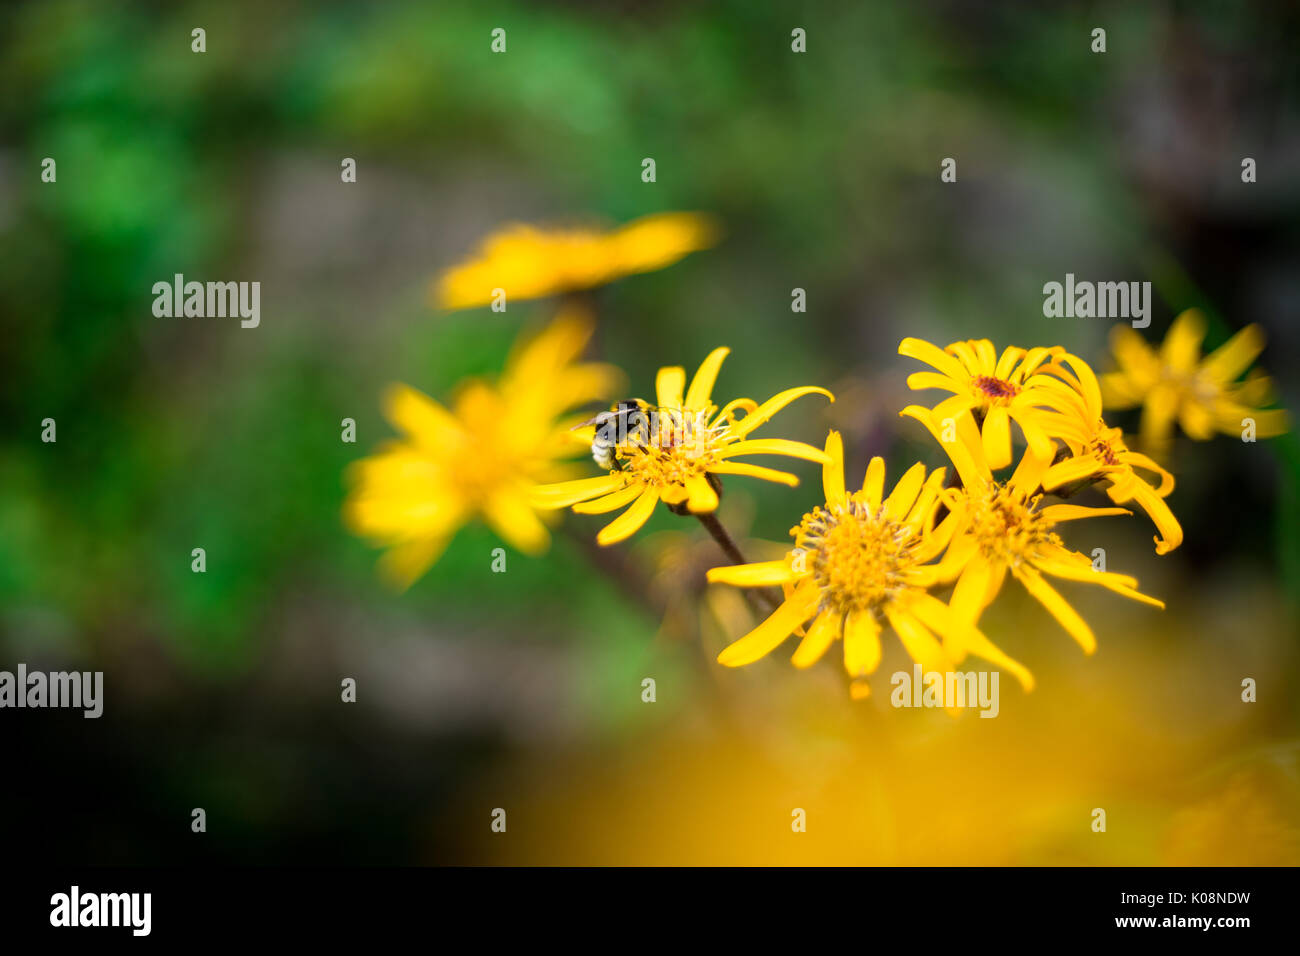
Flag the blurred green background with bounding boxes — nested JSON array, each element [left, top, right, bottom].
[[1, 0, 1297, 864]]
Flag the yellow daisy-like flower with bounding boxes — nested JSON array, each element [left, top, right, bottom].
[[898, 337, 1091, 470], [706, 431, 1034, 699], [1034, 354, 1184, 555], [530, 348, 833, 546], [902, 405, 1165, 655], [344, 307, 621, 588], [1101, 308, 1288, 454], [435, 212, 720, 310]]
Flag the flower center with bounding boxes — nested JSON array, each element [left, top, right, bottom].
[[1086, 422, 1125, 466], [1182, 369, 1221, 405], [793, 499, 915, 615], [617, 406, 725, 488], [962, 484, 1059, 565], [443, 424, 520, 506], [972, 374, 1019, 403]]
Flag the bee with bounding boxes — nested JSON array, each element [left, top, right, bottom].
[[577, 399, 653, 471]]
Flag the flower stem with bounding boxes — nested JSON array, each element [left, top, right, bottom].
[[694, 511, 781, 613], [1053, 475, 1104, 499], [695, 511, 747, 565]]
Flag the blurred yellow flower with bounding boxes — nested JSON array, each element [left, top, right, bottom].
[[1036, 355, 1184, 554], [902, 405, 1164, 656], [344, 307, 621, 588], [707, 431, 1034, 699], [531, 347, 833, 546], [1101, 309, 1288, 454], [899, 337, 1092, 469], [435, 212, 720, 310]]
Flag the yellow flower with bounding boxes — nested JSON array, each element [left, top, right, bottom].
[[530, 348, 833, 546], [344, 307, 621, 588], [1035, 354, 1184, 554], [707, 431, 1034, 699], [898, 337, 1091, 470], [902, 405, 1165, 656], [435, 212, 720, 310], [1101, 309, 1288, 454]]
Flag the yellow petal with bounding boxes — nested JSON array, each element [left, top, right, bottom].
[[1041, 455, 1102, 491], [910, 592, 1034, 691], [726, 386, 834, 437], [1034, 550, 1165, 609], [883, 462, 928, 520], [843, 610, 882, 677], [1118, 451, 1175, 496], [684, 347, 730, 409], [530, 474, 626, 509], [947, 341, 978, 374], [1014, 566, 1096, 654], [904, 467, 948, 529], [1110, 324, 1158, 377], [1013, 410, 1057, 465], [611, 211, 720, 275], [900, 405, 988, 490], [707, 560, 799, 587], [1100, 371, 1143, 409], [1055, 352, 1104, 417], [500, 305, 595, 390], [1008, 442, 1052, 496], [1178, 400, 1216, 441], [710, 462, 799, 486], [1202, 324, 1265, 382], [931, 393, 979, 428], [377, 534, 454, 591], [949, 557, 995, 623], [1161, 309, 1207, 373], [994, 345, 1026, 380], [715, 397, 758, 424], [1039, 504, 1131, 523], [656, 366, 685, 408], [717, 583, 818, 666], [659, 483, 689, 506], [572, 484, 644, 515], [719, 438, 831, 463], [906, 371, 963, 393], [383, 384, 463, 449], [565, 423, 597, 444], [483, 489, 550, 555], [862, 456, 886, 509], [899, 337, 968, 383], [684, 473, 720, 513], [792, 609, 841, 668], [1229, 369, 1275, 407], [1139, 383, 1180, 452], [822, 430, 846, 505], [884, 605, 952, 675], [1214, 404, 1288, 437], [1120, 478, 1183, 555], [596, 488, 660, 545], [911, 518, 974, 580], [981, 405, 1012, 470]]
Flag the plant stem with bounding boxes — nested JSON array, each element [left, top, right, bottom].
[[694, 511, 781, 613], [1053, 475, 1104, 499], [694, 511, 747, 565]]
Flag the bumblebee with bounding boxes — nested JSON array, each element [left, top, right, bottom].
[[577, 399, 652, 471]]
